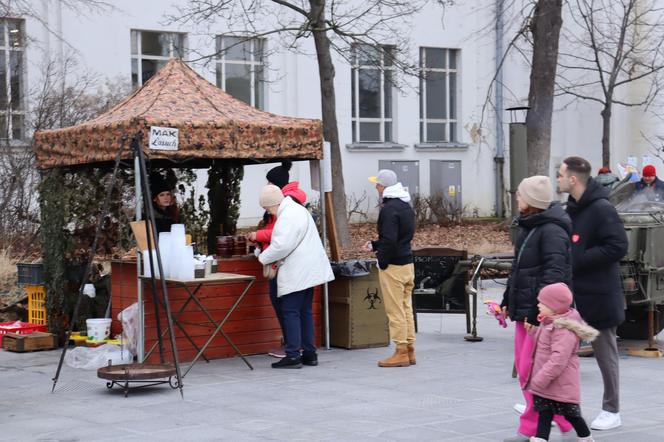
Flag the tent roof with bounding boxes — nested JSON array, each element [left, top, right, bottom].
[[34, 59, 323, 169]]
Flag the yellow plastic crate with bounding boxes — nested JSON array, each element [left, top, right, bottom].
[[26, 285, 47, 326]]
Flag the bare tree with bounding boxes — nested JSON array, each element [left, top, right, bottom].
[[557, 0, 664, 167], [526, 0, 563, 175], [643, 132, 664, 163], [171, 0, 446, 246], [0, 1, 116, 52], [0, 55, 130, 253]]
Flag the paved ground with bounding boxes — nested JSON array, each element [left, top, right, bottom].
[[1, 281, 663, 442]]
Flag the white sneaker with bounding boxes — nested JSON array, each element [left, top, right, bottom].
[[513, 403, 526, 415], [560, 430, 577, 442], [590, 410, 621, 430]]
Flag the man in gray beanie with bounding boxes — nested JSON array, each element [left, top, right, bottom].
[[365, 169, 416, 367]]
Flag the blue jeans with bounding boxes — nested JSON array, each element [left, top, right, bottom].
[[268, 278, 286, 342], [277, 287, 315, 359]]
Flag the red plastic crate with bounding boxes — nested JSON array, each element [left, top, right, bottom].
[[0, 322, 47, 336]]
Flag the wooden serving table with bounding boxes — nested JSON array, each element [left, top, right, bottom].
[[110, 257, 323, 367], [140, 272, 255, 376]]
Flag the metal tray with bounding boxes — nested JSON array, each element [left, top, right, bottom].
[[97, 363, 177, 380]]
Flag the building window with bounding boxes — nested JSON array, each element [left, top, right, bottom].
[[131, 30, 186, 87], [215, 36, 265, 109], [351, 44, 396, 143], [419, 48, 458, 143], [0, 18, 25, 141]]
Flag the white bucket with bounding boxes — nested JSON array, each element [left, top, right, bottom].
[[86, 318, 112, 341]]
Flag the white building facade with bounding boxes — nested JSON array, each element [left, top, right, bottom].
[[6, 0, 662, 226]]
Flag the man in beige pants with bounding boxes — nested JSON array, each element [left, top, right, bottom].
[[365, 169, 416, 367]]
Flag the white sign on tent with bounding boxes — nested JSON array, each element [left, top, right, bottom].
[[149, 126, 179, 151]]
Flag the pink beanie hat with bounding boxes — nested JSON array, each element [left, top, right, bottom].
[[538, 283, 573, 314]]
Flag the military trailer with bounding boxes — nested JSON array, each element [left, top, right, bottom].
[[610, 180, 664, 340]]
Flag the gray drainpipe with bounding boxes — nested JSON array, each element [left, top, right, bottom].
[[494, 0, 506, 218]]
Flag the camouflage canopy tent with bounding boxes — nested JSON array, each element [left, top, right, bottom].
[[33, 58, 323, 169], [33, 59, 330, 372]]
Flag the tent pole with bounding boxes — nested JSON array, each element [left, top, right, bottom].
[[51, 140, 126, 392], [134, 137, 184, 398], [135, 155, 145, 363], [319, 158, 330, 350]]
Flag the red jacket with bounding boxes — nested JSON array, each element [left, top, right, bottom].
[[255, 182, 307, 248], [282, 181, 307, 205], [524, 309, 598, 404]]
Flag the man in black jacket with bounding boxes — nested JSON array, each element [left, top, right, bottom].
[[366, 169, 416, 368], [557, 156, 628, 431]]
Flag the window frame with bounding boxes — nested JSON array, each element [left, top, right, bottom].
[[351, 44, 396, 144], [130, 30, 187, 87], [215, 35, 266, 109], [419, 47, 459, 144], [0, 18, 25, 142]]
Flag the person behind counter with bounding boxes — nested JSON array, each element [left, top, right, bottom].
[[150, 172, 180, 234]]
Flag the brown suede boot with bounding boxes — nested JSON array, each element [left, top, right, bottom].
[[407, 344, 416, 365], [378, 344, 410, 367]]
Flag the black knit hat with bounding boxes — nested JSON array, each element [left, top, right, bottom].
[[150, 172, 172, 196], [266, 161, 292, 189]]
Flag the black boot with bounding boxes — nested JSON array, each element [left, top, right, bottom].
[[271, 356, 302, 369], [302, 353, 318, 366]]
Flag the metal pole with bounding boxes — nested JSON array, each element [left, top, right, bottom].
[[52, 140, 126, 392], [494, 0, 506, 218], [319, 158, 330, 350], [134, 137, 184, 398], [134, 155, 145, 363], [464, 257, 484, 342]]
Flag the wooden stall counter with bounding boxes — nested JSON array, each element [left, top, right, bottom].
[[111, 255, 323, 363]]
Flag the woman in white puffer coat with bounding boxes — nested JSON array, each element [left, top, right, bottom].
[[258, 185, 334, 369]]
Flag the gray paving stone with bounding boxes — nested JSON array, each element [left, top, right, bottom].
[[1, 289, 662, 441]]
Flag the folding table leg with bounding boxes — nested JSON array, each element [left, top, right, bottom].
[[183, 280, 255, 377]]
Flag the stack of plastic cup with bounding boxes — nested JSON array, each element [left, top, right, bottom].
[[158, 232, 172, 278], [179, 245, 195, 280], [142, 249, 160, 278], [170, 224, 186, 245]]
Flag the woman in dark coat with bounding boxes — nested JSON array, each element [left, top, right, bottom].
[[501, 176, 575, 442]]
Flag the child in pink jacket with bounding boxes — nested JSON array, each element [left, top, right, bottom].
[[525, 283, 599, 442]]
